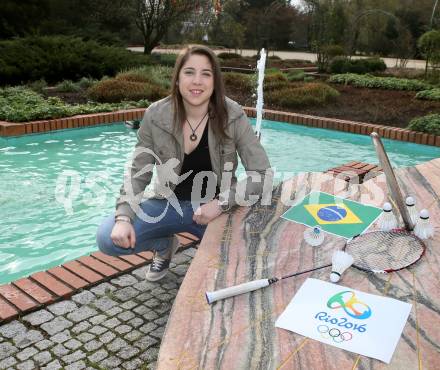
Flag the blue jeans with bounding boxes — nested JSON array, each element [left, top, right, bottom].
[[96, 199, 206, 256]]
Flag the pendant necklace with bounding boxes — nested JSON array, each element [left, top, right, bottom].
[[186, 111, 208, 141]]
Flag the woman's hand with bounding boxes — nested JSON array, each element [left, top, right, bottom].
[[111, 221, 136, 249], [193, 200, 223, 225]]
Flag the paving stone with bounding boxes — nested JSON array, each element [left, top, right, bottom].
[[123, 330, 143, 342], [117, 346, 140, 360], [13, 330, 44, 348], [150, 326, 165, 340], [107, 337, 128, 352], [171, 254, 191, 266], [35, 339, 54, 351], [50, 329, 72, 344], [99, 331, 116, 344], [142, 311, 159, 321], [0, 321, 27, 338], [120, 300, 137, 310], [16, 346, 38, 361], [89, 314, 107, 325], [41, 316, 73, 336], [170, 264, 188, 276], [111, 275, 138, 287], [100, 356, 121, 368], [134, 336, 159, 350], [16, 359, 35, 370], [106, 306, 123, 317], [133, 305, 149, 315], [22, 309, 54, 326], [64, 339, 82, 350], [71, 321, 92, 334], [93, 296, 118, 312], [67, 306, 98, 323], [71, 291, 96, 305], [65, 360, 86, 370], [131, 266, 148, 281], [0, 356, 17, 369], [114, 324, 132, 335], [83, 339, 103, 352], [139, 346, 159, 362], [113, 287, 139, 301], [62, 350, 86, 364], [135, 292, 153, 302], [122, 358, 143, 370], [52, 343, 70, 357], [88, 348, 108, 363], [77, 332, 95, 343], [0, 342, 18, 360], [154, 315, 169, 326], [139, 322, 157, 334], [42, 359, 62, 370], [183, 248, 197, 257], [88, 325, 107, 335], [156, 292, 174, 302], [127, 317, 144, 328], [144, 298, 161, 308], [47, 301, 77, 316], [33, 350, 52, 366], [162, 281, 179, 290], [155, 302, 173, 315], [117, 311, 136, 322], [102, 317, 121, 329], [148, 361, 157, 370], [90, 282, 117, 296]]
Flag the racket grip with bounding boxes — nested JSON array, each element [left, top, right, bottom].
[[205, 279, 270, 304]]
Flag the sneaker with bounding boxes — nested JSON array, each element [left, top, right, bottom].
[[145, 236, 180, 281]]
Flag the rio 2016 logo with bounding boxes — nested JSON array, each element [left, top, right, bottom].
[[327, 291, 372, 320]]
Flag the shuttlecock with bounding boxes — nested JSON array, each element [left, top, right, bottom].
[[379, 202, 398, 231], [414, 209, 434, 239], [304, 226, 325, 247], [405, 196, 418, 226], [330, 251, 354, 283]]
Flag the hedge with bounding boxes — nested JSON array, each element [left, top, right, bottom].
[[330, 57, 387, 74], [416, 88, 440, 101], [407, 114, 440, 135]]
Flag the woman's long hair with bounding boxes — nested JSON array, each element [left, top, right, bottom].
[[170, 45, 228, 139]]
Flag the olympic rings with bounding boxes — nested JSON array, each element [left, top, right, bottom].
[[316, 325, 353, 343]]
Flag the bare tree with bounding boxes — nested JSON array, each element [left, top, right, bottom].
[[134, 0, 194, 54]]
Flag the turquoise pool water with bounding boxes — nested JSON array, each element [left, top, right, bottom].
[[1, 119, 439, 284]]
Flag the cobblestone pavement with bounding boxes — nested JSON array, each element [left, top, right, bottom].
[[0, 247, 197, 370]]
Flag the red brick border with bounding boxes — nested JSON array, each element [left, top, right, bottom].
[[242, 107, 440, 147], [1, 107, 439, 147], [0, 233, 199, 323]]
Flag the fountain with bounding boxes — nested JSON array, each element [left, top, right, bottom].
[[255, 48, 267, 139]]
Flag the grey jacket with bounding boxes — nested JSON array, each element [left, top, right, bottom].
[[115, 96, 272, 221]]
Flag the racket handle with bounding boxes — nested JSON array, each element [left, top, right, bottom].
[[206, 279, 270, 304]]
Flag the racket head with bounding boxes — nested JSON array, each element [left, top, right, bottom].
[[344, 230, 426, 273]]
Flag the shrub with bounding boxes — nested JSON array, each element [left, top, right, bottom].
[[285, 70, 306, 82], [217, 52, 242, 59], [416, 88, 440, 101], [55, 80, 81, 93], [407, 114, 440, 135], [78, 77, 98, 89], [330, 57, 386, 74], [329, 73, 431, 91], [266, 82, 339, 108], [116, 65, 172, 90], [152, 53, 178, 67], [222, 72, 252, 90], [87, 79, 167, 103], [264, 72, 289, 90], [0, 86, 149, 122], [27, 79, 47, 94], [0, 36, 151, 85]]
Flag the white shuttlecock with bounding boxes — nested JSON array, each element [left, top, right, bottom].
[[330, 251, 354, 283], [304, 226, 325, 247], [405, 196, 419, 226], [414, 209, 434, 240], [379, 202, 398, 231]]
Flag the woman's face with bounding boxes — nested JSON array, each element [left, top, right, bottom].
[[178, 54, 214, 111]]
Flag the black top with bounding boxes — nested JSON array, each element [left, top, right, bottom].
[[174, 123, 219, 201]]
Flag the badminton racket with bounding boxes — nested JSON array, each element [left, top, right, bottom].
[[371, 132, 414, 231], [344, 230, 426, 273]]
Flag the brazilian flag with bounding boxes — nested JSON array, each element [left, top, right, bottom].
[[282, 191, 382, 239]]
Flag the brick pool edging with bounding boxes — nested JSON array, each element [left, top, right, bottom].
[[1, 107, 439, 147]]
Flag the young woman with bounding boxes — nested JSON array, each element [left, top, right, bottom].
[[97, 45, 271, 281]]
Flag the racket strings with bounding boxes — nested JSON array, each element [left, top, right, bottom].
[[345, 231, 425, 272]]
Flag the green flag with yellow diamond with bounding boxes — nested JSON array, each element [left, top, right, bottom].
[[281, 191, 382, 239]]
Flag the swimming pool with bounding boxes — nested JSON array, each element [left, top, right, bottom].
[[1, 119, 439, 284]]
